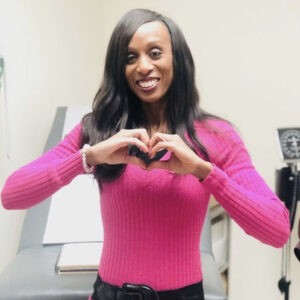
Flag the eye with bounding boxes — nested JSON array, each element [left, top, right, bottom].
[[150, 49, 162, 59], [126, 53, 136, 64]]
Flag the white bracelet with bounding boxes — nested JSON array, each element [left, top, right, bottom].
[[81, 144, 95, 174]]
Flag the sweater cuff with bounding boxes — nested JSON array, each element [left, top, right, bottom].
[[51, 150, 86, 187], [200, 164, 228, 196]]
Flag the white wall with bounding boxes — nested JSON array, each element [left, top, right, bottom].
[[0, 0, 105, 272], [1, 1, 300, 299]]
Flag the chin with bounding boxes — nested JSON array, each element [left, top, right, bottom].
[[137, 93, 167, 105]]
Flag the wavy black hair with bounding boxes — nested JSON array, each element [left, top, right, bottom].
[[81, 8, 214, 182]]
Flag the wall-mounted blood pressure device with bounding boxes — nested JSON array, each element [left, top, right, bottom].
[[275, 127, 300, 300]]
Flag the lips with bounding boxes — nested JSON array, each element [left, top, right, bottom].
[[136, 78, 159, 90]]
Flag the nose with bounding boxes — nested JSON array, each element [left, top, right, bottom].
[[136, 56, 154, 75]]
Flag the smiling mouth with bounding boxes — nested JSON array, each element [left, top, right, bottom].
[[136, 78, 159, 89]]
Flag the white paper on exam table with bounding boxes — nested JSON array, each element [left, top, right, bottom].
[[43, 174, 103, 244], [42, 105, 103, 244], [55, 242, 103, 274]]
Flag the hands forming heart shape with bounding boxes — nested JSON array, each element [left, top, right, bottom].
[[85, 128, 211, 179], [128, 145, 168, 166]]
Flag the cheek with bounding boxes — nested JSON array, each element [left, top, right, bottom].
[[166, 56, 173, 78], [169, 68, 174, 83]]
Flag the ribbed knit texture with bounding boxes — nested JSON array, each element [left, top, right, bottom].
[[1, 119, 290, 291]]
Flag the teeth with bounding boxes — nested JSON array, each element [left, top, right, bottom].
[[138, 79, 158, 88]]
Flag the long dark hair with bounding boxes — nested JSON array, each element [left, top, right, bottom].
[[82, 8, 214, 182]]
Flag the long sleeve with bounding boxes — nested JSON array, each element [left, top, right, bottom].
[[1, 123, 84, 209], [198, 120, 290, 248]]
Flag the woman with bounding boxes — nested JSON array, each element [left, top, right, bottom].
[[1, 8, 290, 300]]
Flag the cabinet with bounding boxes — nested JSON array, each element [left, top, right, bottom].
[[209, 197, 230, 293]]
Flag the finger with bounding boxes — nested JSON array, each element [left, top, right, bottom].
[[128, 128, 150, 146], [124, 136, 149, 153], [149, 132, 168, 148], [149, 141, 173, 158]]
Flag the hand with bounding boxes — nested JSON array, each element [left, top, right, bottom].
[[85, 129, 150, 169], [146, 132, 213, 180]]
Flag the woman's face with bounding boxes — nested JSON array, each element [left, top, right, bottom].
[[125, 21, 173, 105]]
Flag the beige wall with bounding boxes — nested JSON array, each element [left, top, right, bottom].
[[0, 0, 105, 278], [0, 1, 300, 299]]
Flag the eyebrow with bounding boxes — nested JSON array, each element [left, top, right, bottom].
[[128, 40, 165, 51]]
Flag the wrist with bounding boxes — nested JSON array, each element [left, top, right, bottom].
[[192, 160, 213, 181], [81, 144, 95, 173]]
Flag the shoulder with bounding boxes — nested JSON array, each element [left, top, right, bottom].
[[59, 122, 83, 150], [194, 118, 246, 159], [64, 122, 83, 139], [194, 118, 241, 142]]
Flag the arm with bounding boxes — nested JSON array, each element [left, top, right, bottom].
[[1, 123, 84, 209], [1, 126, 152, 210], [200, 122, 290, 248], [146, 120, 290, 248]]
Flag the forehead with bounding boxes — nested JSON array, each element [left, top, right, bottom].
[[128, 21, 172, 49]]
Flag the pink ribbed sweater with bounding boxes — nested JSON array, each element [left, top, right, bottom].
[[1, 119, 290, 291]]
